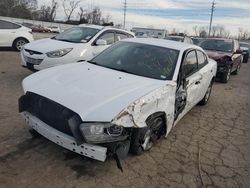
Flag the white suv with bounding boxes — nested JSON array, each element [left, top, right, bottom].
[[0, 20, 34, 51], [20, 25, 134, 70]]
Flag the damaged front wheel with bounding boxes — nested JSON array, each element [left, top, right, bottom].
[[130, 115, 165, 155]]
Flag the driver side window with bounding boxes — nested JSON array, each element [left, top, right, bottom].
[[98, 32, 115, 45], [182, 50, 198, 77]]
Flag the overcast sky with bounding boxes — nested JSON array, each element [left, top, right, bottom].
[[41, 0, 250, 35]]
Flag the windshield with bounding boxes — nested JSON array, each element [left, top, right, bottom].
[[165, 36, 183, 42], [200, 39, 233, 52], [90, 41, 179, 80], [193, 38, 203, 45], [54, 27, 100, 43], [240, 43, 249, 48]]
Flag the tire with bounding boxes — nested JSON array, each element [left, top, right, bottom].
[[199, 80, 213, 105], [243, 54, 249, 63], [232, 64, 240, 75], [221, 66, 231, 83], [130, 115, 165, 155], [13, 38, 28, 51]]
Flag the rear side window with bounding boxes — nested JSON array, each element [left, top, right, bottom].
[[0, 20, 21, 29], [115, 32, 129, 41], [182, 50, 198, 77], [197, 50, 207, 69]]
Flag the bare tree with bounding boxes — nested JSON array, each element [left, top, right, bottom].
[[0, 0, 38, 19], [78, 7, 87, 23], [198, 26, 208, 37], [63, 0, 81, 21], [193, 26, 198, 36], [78, 6, 102, 25], [238, 28, 250, 40], [37, 0, 58, 21], [101, 14, 112, 24]]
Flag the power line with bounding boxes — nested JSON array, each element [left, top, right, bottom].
[[208, 0, 215, 37]]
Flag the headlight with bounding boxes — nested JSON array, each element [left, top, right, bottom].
[[79, 123, 127, 144], [46, 48, 72, 58]]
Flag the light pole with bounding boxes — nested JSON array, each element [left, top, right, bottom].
[[208, 0, 215, 37], [123, 0, 127, 29]]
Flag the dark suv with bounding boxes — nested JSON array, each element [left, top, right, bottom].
[[199, 38, 242, 83]]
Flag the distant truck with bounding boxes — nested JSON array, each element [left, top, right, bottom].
[[131, 27, 167, 38]]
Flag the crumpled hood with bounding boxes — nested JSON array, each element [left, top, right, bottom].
[[22, 62, 168, 122], [24, 38, 84, 53], [205, 50, 232, 61]]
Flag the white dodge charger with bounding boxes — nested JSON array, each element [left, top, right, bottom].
[[19, 38, 217, 163]]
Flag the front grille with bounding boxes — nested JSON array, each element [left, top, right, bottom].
[[19, 92, 78, 136], [25, 49, 43, 55], [24, 56, 43, 65]]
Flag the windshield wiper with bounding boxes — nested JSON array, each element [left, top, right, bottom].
[[87, 60, 98, 65], [55, 39, 77, 43], [116, 69, 130, 73]]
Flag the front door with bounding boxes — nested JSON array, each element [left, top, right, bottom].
[[176, 50, 203, 118], [91, 31, 115, 57]]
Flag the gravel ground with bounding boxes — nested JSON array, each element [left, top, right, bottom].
[[0, 50, 250, 188]]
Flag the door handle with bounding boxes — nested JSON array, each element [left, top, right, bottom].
[[195, 81, 201, 85]]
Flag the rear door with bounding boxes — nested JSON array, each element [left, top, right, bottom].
[[196, 50, 211, 101], [0, 20, 21, 47]]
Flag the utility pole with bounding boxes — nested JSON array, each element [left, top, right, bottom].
[[123, 0, 127, 29], [208, 0, 215, 37]]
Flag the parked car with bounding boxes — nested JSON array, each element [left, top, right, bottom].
[[0, 19, 34, 51], [32, 25, 49, 33], [165, 35, 193, 44], [21, 22, 34, 29], [135, 32, 148, 38], [192, 37, 204, 45], [199, 38, 242, 83], [47, 26, 61, 33], [19, 38, 217, 164], [240, 42, 249, 63], [20, 24, 135, 71]]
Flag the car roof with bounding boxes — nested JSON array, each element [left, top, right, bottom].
[[102, 27, 135, 36], [167, 35, 184, 39], [204, 38, 233, 42], [77, 24, 134, 36], [122, 38, 199, 51], [240, 42, 249, 45], [78, 24, 104, 30]]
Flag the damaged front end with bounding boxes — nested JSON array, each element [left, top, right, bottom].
[[19, 92, 132, 166], [216, 56, 232, 74]]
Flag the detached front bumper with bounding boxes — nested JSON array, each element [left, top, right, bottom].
[[21, 111, 107, 161]]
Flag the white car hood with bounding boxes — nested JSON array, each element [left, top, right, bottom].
[[24, 38, 84, 53], [22, 63, 167, 122]]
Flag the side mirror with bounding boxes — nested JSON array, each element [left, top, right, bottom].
[[96, 39, 107, 46], [235, 49, 242, 54]]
